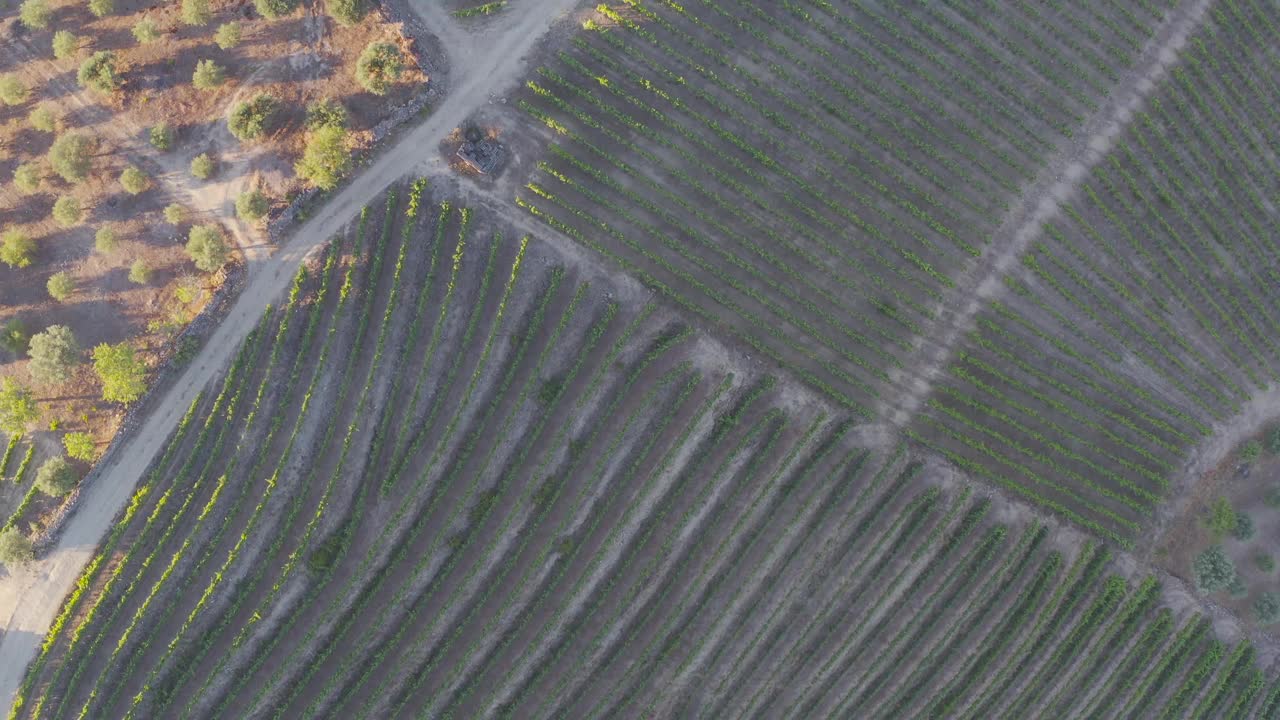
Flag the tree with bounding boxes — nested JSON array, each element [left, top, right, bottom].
[[29, 104, 57, 133], [228, 94, 277, 141], [1, 319, 30, 356], [1256, 592, 1280, 626], [1257, 553, 1275, 573], [1193, 545, 1238, 594], [132, 17, 160, 43], [1234, 511, 1255, 541], [63, 431, 95, 461], [254, 0, 297, 19], [87, 0, 113, 18], [47, 272, 75, 302], [13, 163, 41, 195], [355, 42, 403, 95], [78, 51, 120, 94], [0, 74, 30, 106], [119, 165, 150, 194], [52, 31, 79, 60], [27, 325, 79, 385], [35, 456, 76, 496], [0, 229, 35, 269], [94, 226, 119, 254], [1204, 497, 1237, 541], [325, 0, 362, 25], [1241, 440, 1262, 463], [92, 342, 146, 403], [306, 97, 347, 130], [186, 225, 229, 272], [150, 123, 174, 151], [190, 153, 215, 180], [49, 133, 94, 183], [51, 196, 83, 228], [128, 258, 152, 285], [192, 59, 225, 90], [0, 377, 39, 435], [0, 528, 34, 566], [295, 124, 350, 190], [163, 204, 186, 225], [214, 21, 242, 49], [181, 0, 211, 25], [235, 189, 269, 221], [19, 0, 51, 28]]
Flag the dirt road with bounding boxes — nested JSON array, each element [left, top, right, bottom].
[[0, 0, 584, 706]]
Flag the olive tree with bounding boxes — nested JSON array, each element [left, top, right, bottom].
[[94, 225, 119, 254], [48, 133, 94, 183], [190, 153, 215, 179], [29, 104, 57, 133], [295, 124, 350, 190], [51, 196, 83, 228], [63, 431, 95, 461], [235, 189, 270, 221], [87, 0, 113, 18], [181, 0, 211, 25], [214, 22, 242, 49], [0, 377, 39, 435], [355, 42, 403, 95], [132, 17, 160, 43], [228, 94, 277, 141], [1193, 546, 1238, 594], [0, 74, 30, 106], [13, 163, 41, 194], [27, 325, 80, 385], [192, 59, 225, 90], [0, 528, 34, 566], [19, 0, 52, 29], [128, 258, 152, 284], [186, 224, 229, 272], [92, 341, 147, 403], [150, 123, 174, 151], [0, 229, 35, 269], [35, 456, 77, 496], [77, 51, 120, 94], [52, 31, 79, 60], [47, 271, 75, 302], [119, 165, 150, 194]]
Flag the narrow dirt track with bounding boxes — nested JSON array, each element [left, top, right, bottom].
[[0, 0, 584, 705]]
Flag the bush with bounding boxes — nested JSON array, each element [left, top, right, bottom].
[[150, 123, 174, 151], [181, 0, 211, 25], [192, 59, 225, 90], [0, 74, 30, 106], [1204, 497, 1237, 541], [52, 196, 83, 228], [325, 0, 362, 25], [355, 42, 403, 95], [52, 31, 79, 60], [46, 271, 75, 302], [214, 21, 242, 49], [92, 342, 146, 403], [1257, 593, 1280, 625], [186, 224, 228, 272], [1229, 573, 1249, 598], [0, 528, 34, 566], [190, 153, 215, 180], [1241, 440, 1262, 463], [132, 17, 160, 43], [228, 94, 277, 141], [29, 104, 57, 133], [13, 163, 41, 195], [78, 51, 120, 94], [1, 319, 30, 356], [128, 258, 152, 285], [27, 325, 79, 385], [1257, 553, 1275, 573], [19, 0, 52, 29], [63, 431, 95, 461], [254, 0, 297, 19], [294, 124, 350, 190], [163, 204, 186, 225], [0, 377, 39, 434], [306, 97, 347, 130], [87, 0, 113, 17], [49, 133, 94, 183], [1193, 545, 1238, 594], [0, 229, 35, 269], [235, 189, 269, 221], [119, 165, 150, 195], [94, 226, 119, 255], [1233, 511, 1255, 541], [35, 456, 76, 496]]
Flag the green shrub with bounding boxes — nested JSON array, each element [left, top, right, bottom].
[[63, 431, 95, 461], [94, 225, 119, 254], [305, 97, 347, 130], [92, 341, 146, 403], [214, 21, 242, 49], [235, 189, 269, 221], [325, 0, 362, 25], [47, 272, 75, 302], [192, 59, 225, 90], [1241, 440, 1262, 463], [1204, 497, 1237, 541], [35, 456, 76, 495], [1, 319, 30, 356], [0, 229, 35, 269], [27, 325, 79, 385], [0, 528, 34, 566], [355, 42, 403, 95], [52, 31, 79, 60], [294, 124, 350, 190], [1233, 511, 1255, 541], [1193, 545, 1238, 594], [254, 0, 297, 19], [28, 104, 57, 133], [132, 17, 160, 43], [77, 51, 120, 94], [0, 377, 39, 434], [19, 0, 52, 29], [1229, 573, 1249, 598], [119, 166, 150, 195], [181, 0, 211, 25], [1257, 592, 1280, 625], [51, 196, 83, 228], [190, 153, 215, 180], [0, 74, 30, 106], [186, 224, 228, 272], [228, 94, 277, 141], [163, 203, 186, 225], [87, 0, 113, 18], [150, 123, 174, 151], [128, 258, 152, 285], [49, 133, 94, 183], [13, 163, 41, 195], [1256, 553, 1275, 573]]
